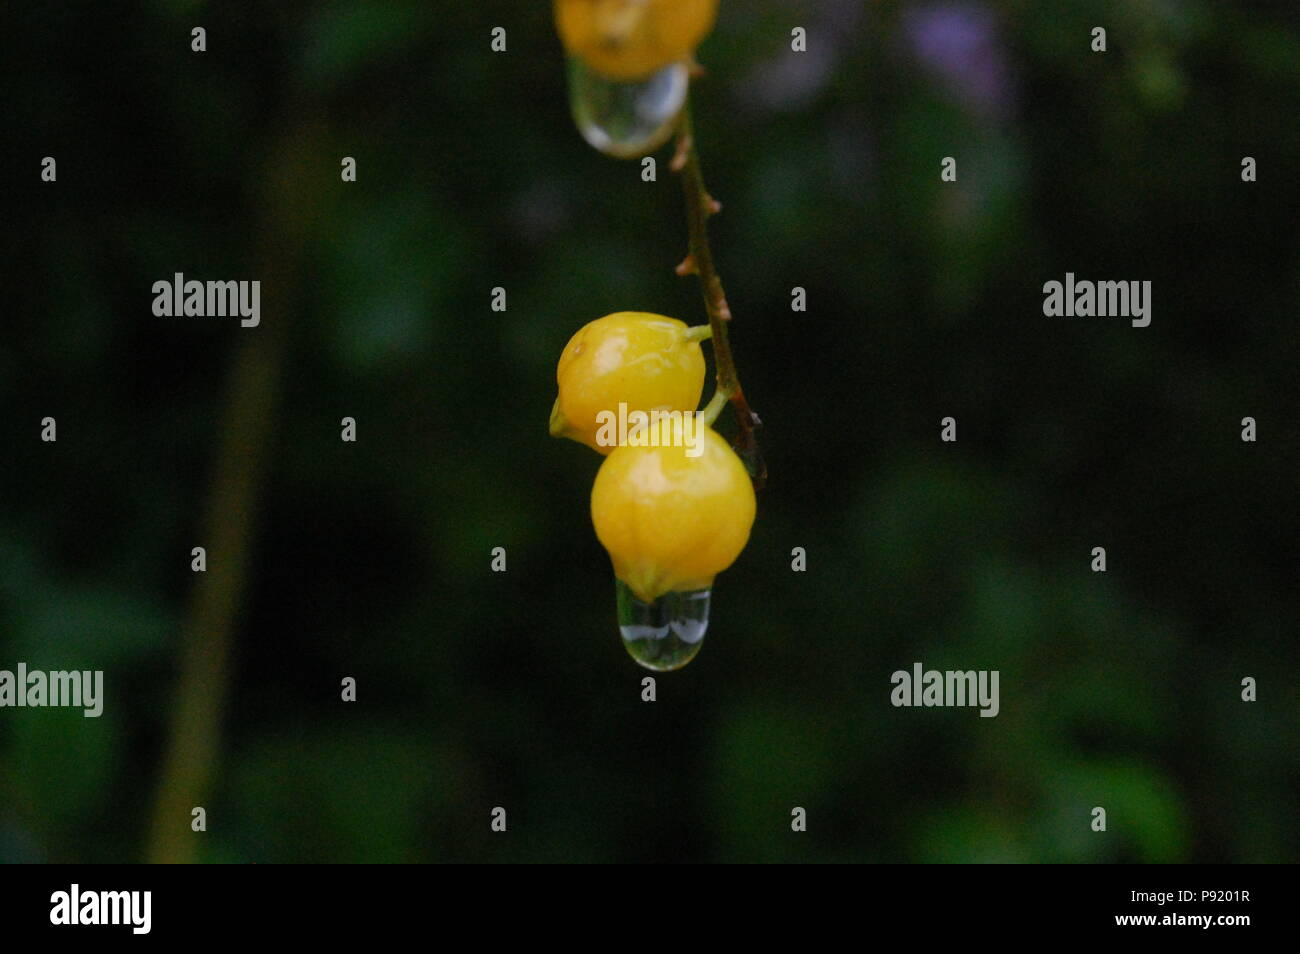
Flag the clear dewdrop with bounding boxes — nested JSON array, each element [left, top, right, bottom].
[[616, 578, 711, 671], [567, 57, 688, 158]]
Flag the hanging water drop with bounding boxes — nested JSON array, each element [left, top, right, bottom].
[[567, 57, 688, 159], [616, 578, 710, 671]]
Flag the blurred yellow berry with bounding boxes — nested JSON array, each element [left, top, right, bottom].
[[550, 311, 707, 454], [554, 0, 719, 82], [591, 422, 755, 602]]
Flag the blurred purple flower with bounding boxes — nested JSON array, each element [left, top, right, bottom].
[[903, 2, 1015, 119]]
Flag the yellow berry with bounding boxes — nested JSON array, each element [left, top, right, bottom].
[[554, 0, 719, 82], [591, 422, 755, 602], [551, 311, 707, 455]]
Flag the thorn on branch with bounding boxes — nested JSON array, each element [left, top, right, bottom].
[[707, 196, 722, 215], [675, 254, 697, 276], [670, 133, 692, 173]]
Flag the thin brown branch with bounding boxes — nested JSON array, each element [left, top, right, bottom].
[[674, 100, 765, 487]]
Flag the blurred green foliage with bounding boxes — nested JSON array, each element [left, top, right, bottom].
[[2, 0, 1298, 863]]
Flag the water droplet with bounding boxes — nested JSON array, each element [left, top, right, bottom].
[[616, 578, 710, 671], [567, 57, 688, 159]]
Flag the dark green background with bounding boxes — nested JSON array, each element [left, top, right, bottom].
[[2, 0, 1297, 863]]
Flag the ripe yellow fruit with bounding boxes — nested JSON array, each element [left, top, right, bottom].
[[591, 422, 755, 602], [551, 312, 706, 455], [554, 0, 720, 82]]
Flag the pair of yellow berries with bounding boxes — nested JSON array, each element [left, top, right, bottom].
[[551, 312, 755, 605], [554, 0, 719, 80]]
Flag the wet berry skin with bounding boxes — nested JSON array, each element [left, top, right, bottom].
[[591, 421, 755, 602], [554, 0, 720, 82], [551, 311, 706, 455]]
